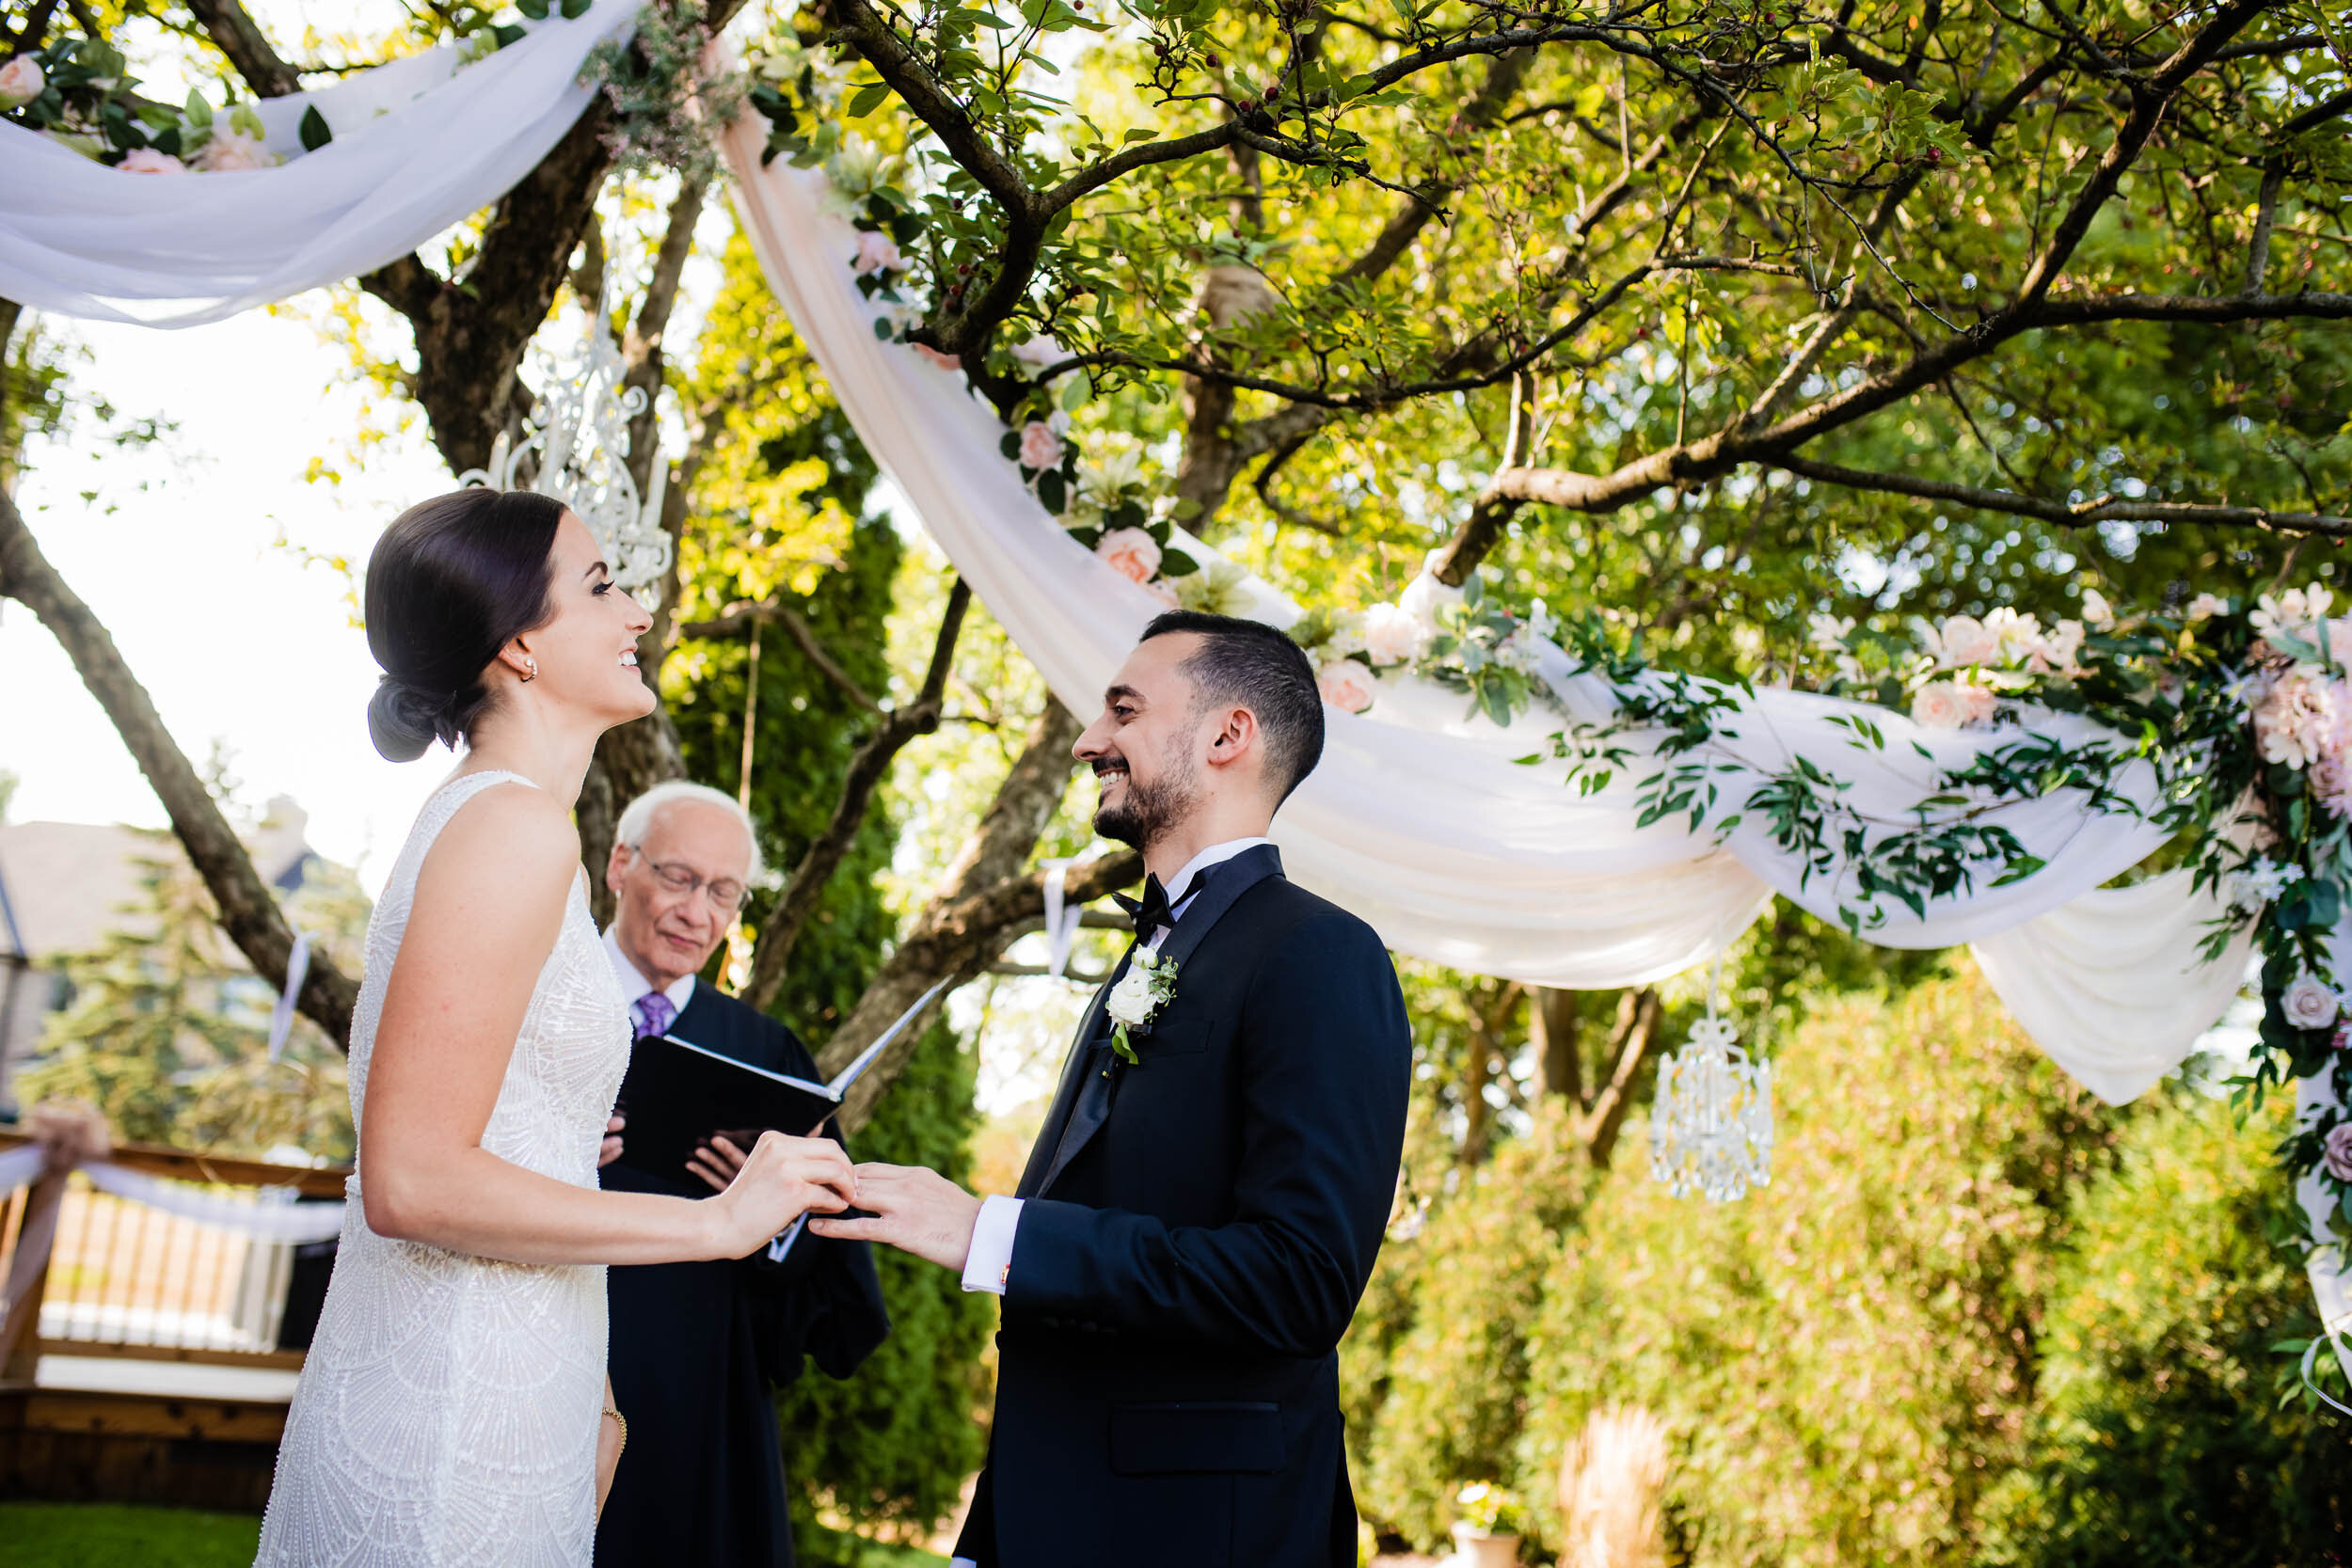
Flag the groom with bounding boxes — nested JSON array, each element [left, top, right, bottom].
[[811, 610, 1411, 1567]]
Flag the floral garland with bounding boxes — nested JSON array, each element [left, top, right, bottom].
[[4, 4, 588, 174], [744, 34, 1238, 614], [1417, 576, 2352, 1220]]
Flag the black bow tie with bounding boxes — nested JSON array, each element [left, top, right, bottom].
[[1114, 874, 1176, 944]]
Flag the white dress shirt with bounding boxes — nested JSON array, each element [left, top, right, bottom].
[[602, 927, 697, 1022], [957, 837, 1273, 1300]]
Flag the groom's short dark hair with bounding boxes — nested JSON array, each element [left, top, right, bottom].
[[1141, 610, 1325, 803]]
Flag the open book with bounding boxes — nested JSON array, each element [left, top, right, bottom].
[[612, 979, 951, 1188]]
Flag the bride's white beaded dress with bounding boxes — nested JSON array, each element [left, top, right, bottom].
[[255, 770, 630, 1568]]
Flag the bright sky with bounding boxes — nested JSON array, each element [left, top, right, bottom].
[[2, 307, 456, 894]]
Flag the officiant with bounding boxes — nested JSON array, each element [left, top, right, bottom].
[[596, 782, 889, 1568]]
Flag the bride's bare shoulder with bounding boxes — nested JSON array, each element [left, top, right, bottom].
[[417, 779, 580, 907]]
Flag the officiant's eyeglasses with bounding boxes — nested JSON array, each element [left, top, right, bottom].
[[635, 854, 748, 912]]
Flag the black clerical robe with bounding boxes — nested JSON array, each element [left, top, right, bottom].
[[597, 985, 890, 1568]]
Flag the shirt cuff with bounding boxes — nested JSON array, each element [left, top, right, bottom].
[[960, 1195, 1023, 1295]]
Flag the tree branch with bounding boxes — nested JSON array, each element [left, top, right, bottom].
[[1577, 987, 1660, 1168], [1771, 452, 2352, 537], [743, 579, 972, 1009], [0, 487, 358, 1044], [183, 0, 303, 96], [677, 598, 884, 713]]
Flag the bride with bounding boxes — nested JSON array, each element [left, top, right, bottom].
[[255, 488, 854, 1567]]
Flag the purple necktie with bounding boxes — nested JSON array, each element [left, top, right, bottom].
[[632, 991, 675, 1040]]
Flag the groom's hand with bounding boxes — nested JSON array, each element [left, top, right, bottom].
[[807, 1163, 980, 1272]]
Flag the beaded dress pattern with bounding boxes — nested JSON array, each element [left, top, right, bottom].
[[256, 770, 629, 1568]]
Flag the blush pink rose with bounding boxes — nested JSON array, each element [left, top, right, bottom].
[[911, 343, 961, 372], [1316, 660, 1375, 713], [1095, 527, 1162, 586], [1911, 681, 1967, 730], [1956, 682, 1998, 726], [853, 230, 902, 275], [119, 148, 188, 175], [2325, 1122, 2352, 1184], [196, 129, 274, 172], [1018, 420, 1063, 470], [0, 55, 44, 109], [1933, 614, 2001, 668]]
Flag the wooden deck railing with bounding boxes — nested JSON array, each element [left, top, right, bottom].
[[0, 1132, 350, 1386]]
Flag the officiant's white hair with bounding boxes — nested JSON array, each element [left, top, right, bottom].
[[616, 782, 765, 883]]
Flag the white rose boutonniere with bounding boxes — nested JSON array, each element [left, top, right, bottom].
[[1104, 947, 1179, 1065]]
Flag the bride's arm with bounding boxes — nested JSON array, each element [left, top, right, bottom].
[[358, 782, 850, 1265]]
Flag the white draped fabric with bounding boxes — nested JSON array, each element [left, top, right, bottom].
[[0, 1147, 346, 1244], [716, 113, 2250, 1107], [0, 0, 635, 327]]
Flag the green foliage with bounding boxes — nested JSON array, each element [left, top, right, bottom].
[[1348, 973, 2350, 1561], [0, 1502, 262, 1568], [1972, 1092, 2352, 1565], [19, 827, 365, 1160], [780, 1015, 990, 1560]]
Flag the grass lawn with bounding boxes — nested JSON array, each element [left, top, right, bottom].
[[0, 1501, 262, 1567], [0, 1502, 946, 1567]]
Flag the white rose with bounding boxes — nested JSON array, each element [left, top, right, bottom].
[[1361, 602, 1430, 666], [2283, 973, 2341, 1031], [0, 55, 44, 110], [1316, 660, 1376, 714], [1807, 611, 1854, 652], [1911, 681, 1967, 730], [1104, 966, 1157, 1027], [119, 148, 188, 175], [2081, 589, 2115, 630], [2185, 593, 2226, 622]]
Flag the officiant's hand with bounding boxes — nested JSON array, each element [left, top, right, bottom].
[[707, 1132, 856, 1259], [597, 1115, 625, 1169], [808, 1163, 980, 1273], [687, 1134, 747, 1194]]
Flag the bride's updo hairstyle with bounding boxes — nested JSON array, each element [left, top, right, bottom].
[[364, 488, 567, 762]]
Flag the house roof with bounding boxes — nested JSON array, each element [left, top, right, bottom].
[[0, 799, 320, 962]]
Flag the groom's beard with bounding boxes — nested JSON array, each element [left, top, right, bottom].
[[1092, 737, 1201, 853]]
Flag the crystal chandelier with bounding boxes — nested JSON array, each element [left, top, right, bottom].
[[1648, 967, 1772, 1201], [454, 281, 675, 610]]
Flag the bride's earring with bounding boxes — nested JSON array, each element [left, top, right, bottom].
[[521, 657, 538, 684]]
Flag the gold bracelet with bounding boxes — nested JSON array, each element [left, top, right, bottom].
[[601, 1405, 628, 1458]]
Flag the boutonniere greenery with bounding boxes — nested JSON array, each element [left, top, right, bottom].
[[1103, 947, 1178, 1066]]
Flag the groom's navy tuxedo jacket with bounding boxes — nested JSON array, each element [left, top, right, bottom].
[[957, 845, 1411, 1568]]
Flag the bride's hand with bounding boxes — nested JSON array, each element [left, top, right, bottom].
[[705, 1131, 855, 1258]]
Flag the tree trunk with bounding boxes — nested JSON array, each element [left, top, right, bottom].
[[1532, 986, 1581, 1105]]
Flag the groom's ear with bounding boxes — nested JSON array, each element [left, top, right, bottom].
[[1204, 705, 1261, 773]]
